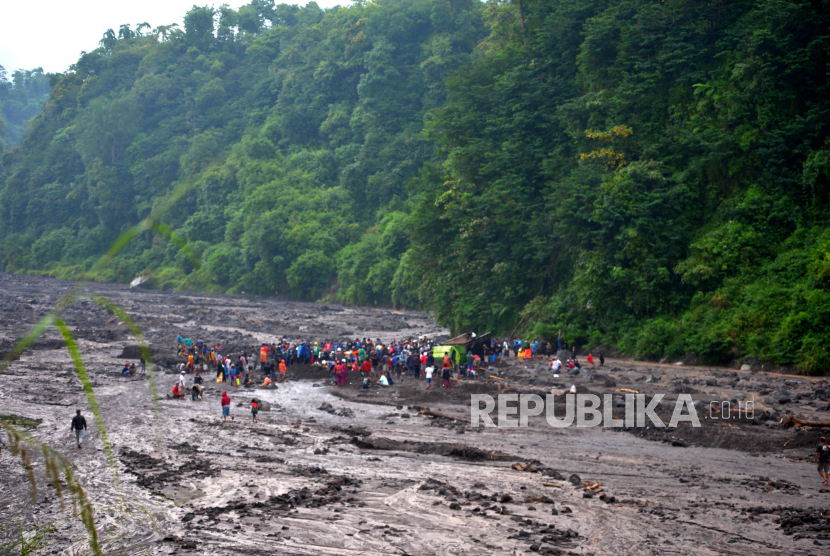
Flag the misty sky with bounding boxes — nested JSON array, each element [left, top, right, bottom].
[[0, 0, 346, 75]]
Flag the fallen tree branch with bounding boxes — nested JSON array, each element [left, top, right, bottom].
[[542, 482, 562, 488], [418, 409, 472, 424], [619, 388, 639, 394], [780, 415, 830, 428]]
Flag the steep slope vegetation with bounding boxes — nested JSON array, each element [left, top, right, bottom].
[[0, 0, 484, 299], [3, 0, 830, 372]]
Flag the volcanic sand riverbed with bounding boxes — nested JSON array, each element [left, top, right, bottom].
[[0, 273, 828, 555]]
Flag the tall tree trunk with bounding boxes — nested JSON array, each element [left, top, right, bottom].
[[517, 0, 526, 45]]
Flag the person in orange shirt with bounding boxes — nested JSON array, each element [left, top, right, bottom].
[[278, 360, 287, 383]]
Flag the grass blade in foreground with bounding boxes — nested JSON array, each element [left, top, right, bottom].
[[91, 294, 163, 452], [2, 422, 102, 556], [55, 319, 121, 491]]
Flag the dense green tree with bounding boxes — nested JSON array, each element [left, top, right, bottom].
[[0, 66, 51, 154], [403, 0, 830, 372], [4, 0, 830, 372]]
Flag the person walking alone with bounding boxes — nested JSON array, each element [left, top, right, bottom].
[[221, 391, 233, 422], [71, 409, 87, 449], [816, 437, 830, 485]]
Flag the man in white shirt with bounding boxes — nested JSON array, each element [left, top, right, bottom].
[[424, 366, 434, 389], [550, 358, 562, 377]]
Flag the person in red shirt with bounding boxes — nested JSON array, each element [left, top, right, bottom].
[[587, 353, 595, 369], [362, 359, 373, 379], [221, 391, 232, 422]]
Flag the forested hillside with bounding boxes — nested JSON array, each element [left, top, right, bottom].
[[0, 66, 51, 151], [0, 0, 484, 299], [2, 0, 830, 372]]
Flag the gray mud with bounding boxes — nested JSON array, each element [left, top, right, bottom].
[[1, 273, 829, 555]]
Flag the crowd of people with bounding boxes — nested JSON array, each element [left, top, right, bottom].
[[166, 333, 600, 396], [163, 331, 609, 423]]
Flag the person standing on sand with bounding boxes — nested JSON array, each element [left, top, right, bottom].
[[587, 353, 595, 369], [441, 361, 452, 389], [815, 437, 830, 485], [393, 354, 402, 382], [278, 359, 287, 383], [71, 409, 87, 449], [424, 365, 434, 389], [251, 399, 259, 423], [342, 359, 351, 384], [221, 391, 233, 422]]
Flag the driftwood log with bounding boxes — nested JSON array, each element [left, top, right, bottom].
[[418, 409, 472, 424], [780, 415, 830, 428]]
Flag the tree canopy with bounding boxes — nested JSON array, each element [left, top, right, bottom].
[[2, 0, 830, 372], [0, 66, 51, 151]]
